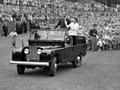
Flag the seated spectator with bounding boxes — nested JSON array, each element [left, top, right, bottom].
[[103, 32, 112, 50], [97, 38, 105, 51]]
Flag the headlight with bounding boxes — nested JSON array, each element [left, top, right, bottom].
[[77, 56, 81, 60], [24, 48, 29, 54], [37, 49, 42, 54]]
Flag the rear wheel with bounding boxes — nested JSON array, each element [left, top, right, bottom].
[[17, 65, 25, 75], [49, 57, 57, 76], [72, 55, 82, 67]]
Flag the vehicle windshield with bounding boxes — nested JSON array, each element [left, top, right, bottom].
[[30, 30, 66, 41]]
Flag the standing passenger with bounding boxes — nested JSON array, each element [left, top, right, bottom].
[[65, 17, 79, 45], [54, 16, 67, 29]]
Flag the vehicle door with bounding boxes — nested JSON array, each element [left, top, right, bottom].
[[63, 46, 73, 63], [72, 36, 87, 59]]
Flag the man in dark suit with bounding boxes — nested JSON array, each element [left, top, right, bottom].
[[89, 24, 98, 51], [16, 21, 23, 34], [2, 22, 8, 36], [65, 15, 71, 26], [54, 15, 71, 29], [22, 21, 27, 33]]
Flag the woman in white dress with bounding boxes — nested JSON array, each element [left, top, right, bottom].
[[65, 17, 79, 45]]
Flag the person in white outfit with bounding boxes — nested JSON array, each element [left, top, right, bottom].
[[9, 28, 18, 47], [65, 17, 79, 45]]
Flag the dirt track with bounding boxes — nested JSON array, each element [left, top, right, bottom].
[[0, 34, 120, 90]]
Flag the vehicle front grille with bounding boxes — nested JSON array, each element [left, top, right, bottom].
[[26, 46, 39, 61]]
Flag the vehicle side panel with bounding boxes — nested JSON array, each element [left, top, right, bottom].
[[54, 44, 87, 63], [72, 44, 87, 60], [63, 46, 73, 62], [53, 48, 65, 63]]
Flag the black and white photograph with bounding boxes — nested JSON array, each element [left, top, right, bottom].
[[0, 0, 120, 90]]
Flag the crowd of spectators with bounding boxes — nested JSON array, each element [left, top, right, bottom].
[[0, 0, 120, 50]]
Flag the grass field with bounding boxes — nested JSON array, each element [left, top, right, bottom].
[[0, 33, 120, 90]]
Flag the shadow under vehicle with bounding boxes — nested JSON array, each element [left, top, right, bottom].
[[10, 29, 87, 76]]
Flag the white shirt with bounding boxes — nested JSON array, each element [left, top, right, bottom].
[[66, 22, 79, 36], [67, 22, 79, 30], [9, 31, 17, 37]]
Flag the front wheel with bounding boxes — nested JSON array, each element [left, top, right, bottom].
[[17, 65, 25, 75], [49, 57, 57, 76], [72, 55, 82, 67]]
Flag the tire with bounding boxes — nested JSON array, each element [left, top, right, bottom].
[[72, 55, 82, 67], [49, 57, 57, 76], [17, 65, 25, 75]]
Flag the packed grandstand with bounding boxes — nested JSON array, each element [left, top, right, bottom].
[[0, 0, 120, 50]]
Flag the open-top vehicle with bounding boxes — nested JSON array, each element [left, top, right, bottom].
[[10, 28, 87, 76]]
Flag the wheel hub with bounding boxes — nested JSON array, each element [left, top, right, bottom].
[[77, 56, 80, 60], [54, 63, 57, 69]]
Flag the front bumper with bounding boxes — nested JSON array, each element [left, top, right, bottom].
[[10, 60, 49, 66]]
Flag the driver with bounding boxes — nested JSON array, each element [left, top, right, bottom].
[[34, 31, 41, 40]]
